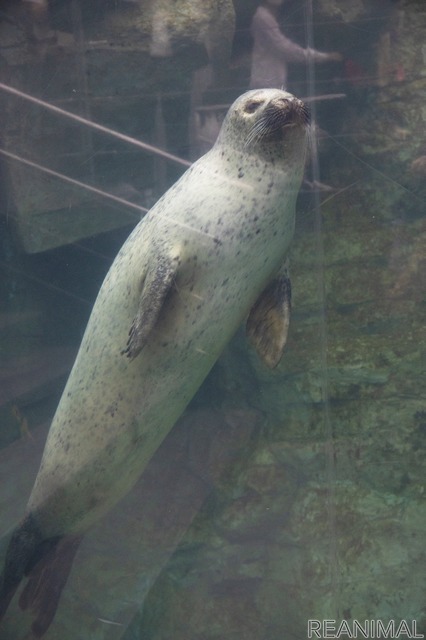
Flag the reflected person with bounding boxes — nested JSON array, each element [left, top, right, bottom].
[[250, 0, 341, 90]]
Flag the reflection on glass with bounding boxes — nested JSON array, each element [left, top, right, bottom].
[[0, 1, 424, 638]]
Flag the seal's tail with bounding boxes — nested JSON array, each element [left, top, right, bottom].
[[0, 514, 82, 638]]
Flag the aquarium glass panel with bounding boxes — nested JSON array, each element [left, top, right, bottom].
[[0, 1, 424, 638]]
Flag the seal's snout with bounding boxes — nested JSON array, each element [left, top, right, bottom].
[[271, 97, 310, 127], [243, 90, 309, 149]]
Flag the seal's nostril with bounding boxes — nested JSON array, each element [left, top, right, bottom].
[[277, 98, 310, 125]]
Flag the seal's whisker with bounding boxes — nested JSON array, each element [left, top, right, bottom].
[[245, 103, 302, 148], [245, 115, 275, 147], [244, 127, 262, 148]]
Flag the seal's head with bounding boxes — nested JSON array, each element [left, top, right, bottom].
[[216, 88, 309, 167]]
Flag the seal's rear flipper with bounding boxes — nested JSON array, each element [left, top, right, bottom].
[[246, 265, 291, 369], [0, 514, 44, 622], [19, 534, 82, 638], [0, 514, 82, 638]]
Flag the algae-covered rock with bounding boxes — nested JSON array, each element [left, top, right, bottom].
[[128, 462, 425, 639]]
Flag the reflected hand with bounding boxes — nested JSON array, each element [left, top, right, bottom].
[[327, 52, 343, 62]]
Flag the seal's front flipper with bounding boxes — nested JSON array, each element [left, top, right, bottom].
[[124, 251, 180, 360], [246, 265, 291, 369]]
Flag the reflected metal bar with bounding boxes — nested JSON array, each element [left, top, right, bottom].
[[0, 259, 92, 306], [195, 93, 346, 113], [70, 0, 96, 180], [328, 134, 425, 202], [303, 93, 346, 102], [0, 82, 192, 168], [304, 0, 339, 604], [0, 147, 148, 216]]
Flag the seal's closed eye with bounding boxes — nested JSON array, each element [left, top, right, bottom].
[[244, 100, 264, 114]]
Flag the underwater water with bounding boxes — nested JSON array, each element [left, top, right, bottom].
[[0, 1, 425, 639]]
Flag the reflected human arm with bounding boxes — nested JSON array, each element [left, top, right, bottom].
[[253, 7, 341, 64]]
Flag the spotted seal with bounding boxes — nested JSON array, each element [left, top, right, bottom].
[[0, 88, 308, 636]]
